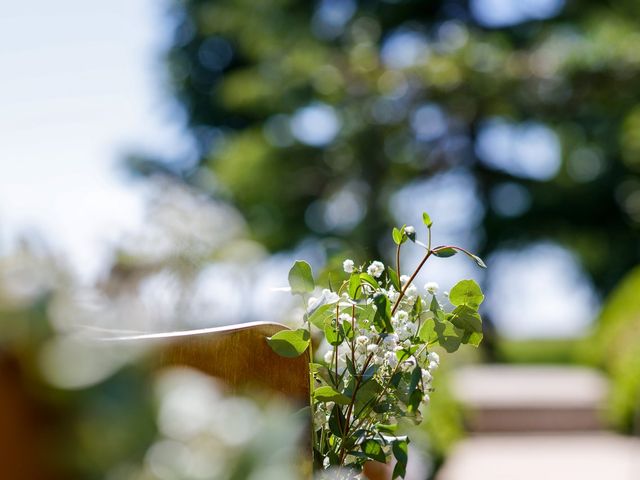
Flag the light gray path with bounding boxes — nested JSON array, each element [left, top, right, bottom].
[[437, 365, 640, 480]]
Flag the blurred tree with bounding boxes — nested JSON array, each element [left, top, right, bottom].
[[134, 0, 640, 294]]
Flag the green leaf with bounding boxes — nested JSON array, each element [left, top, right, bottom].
[[362, 364, 378, 382], [448, 305, 483, 346], [329, 403, 347, 436], [266, 328, 310, 358], [313, 385, 351, 405], [348, 273, 361, 299], [341, 319, 354, 341], [362, 439, 386, 463], [355, 379, 383, 413], [288, 260, 314, 294], [433, 320, 465, 353], [422, 212, 433, 228], [359, 272, 380, 289], [409, 365, 422, 395], [373, 294, 393, 333], [467, 252, 487, 268], [418, 317, 437, 344], [449, 279, 484, 308], [412, 295, 423, 317], [387, 268, 400, 291], [376, 423, 398, 434], [307, 303, 335, 329], [429, 296, 445, 322], [392, 227, 404, 245], [433, 246, 457, 258], [392, 439, 409, 479], [325, 321, 345, 346]]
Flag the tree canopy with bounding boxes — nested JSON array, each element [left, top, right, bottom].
[[133, 0, 640, 294]]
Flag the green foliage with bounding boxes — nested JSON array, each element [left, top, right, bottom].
[[147, 0, 640, 303], [584, 265, 640, 432], [266, 328, 310, 358], [288, 260, 314, 295], [313, 386, 351, 405], [449, 280, 484, 309], [268, 220, 484, 476]]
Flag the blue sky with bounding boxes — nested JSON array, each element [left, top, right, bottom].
[[0, 0, 193, 279]]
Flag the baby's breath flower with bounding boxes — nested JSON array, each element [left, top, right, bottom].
[[367, 344, 379, 354], [324, 350, 334, 364], [367, 261, 385, 278], [425, 281, 439, 295], [405, 283, 418, 299], [387, 287, 399, 303], [343, 259, 355, 273], [395, 311, 409, 323], [400, 274, 410, 285], [382, 333, 399, 349], [356, 335, 369, 345], [428, 351, 440, 365], [321, 289, 340, 304], [384, 351, 398, 368]]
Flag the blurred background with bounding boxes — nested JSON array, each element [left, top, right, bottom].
[[2, 0, 640, 478]]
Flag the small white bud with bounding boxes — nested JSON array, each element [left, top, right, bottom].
[[343, 259, 355, 273]]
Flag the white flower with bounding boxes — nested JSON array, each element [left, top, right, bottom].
[[356, 335, 369, 345], [321, 289, 340, 304], [429, 361, 439, 371], [427, 351, 440, 365], [393, 311, 409, 324], [425, 282, 439, 295], [307, 296, 317, 308], [384, 351, 398, 368], [338, 313, 352, 324], [421, 368, 432, 383], [343, 259, 355, 273], [405, 283, 418, 299], [367, 344, 379, 354], [405, 225, 415, 235], [324, 350, 334, 364], [400, 275, 410, 285], [382, 333, 399, 349], [405, 322, 417, 336], [387, 287, 399, 302], [367, 261, 385, 278]]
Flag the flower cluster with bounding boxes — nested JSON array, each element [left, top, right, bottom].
[[268, 216, 486, 479]]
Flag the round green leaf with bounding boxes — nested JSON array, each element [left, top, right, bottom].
[[266, 328, 310, 358], [288, 260, 314, 294], [449, 279, 484, 308]]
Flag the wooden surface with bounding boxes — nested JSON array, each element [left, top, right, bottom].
[[0, 322, 311, 480], [113, 321, 310, 402], [0, 354, 61, 480]]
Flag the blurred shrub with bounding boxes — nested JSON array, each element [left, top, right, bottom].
[[495, 338, 582, 365], [581, 265, 640, 433]]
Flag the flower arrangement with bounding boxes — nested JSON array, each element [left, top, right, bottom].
[[268, 213, 486, 479]]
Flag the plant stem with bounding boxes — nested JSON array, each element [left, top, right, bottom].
[[391, 249, 432, 316]]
